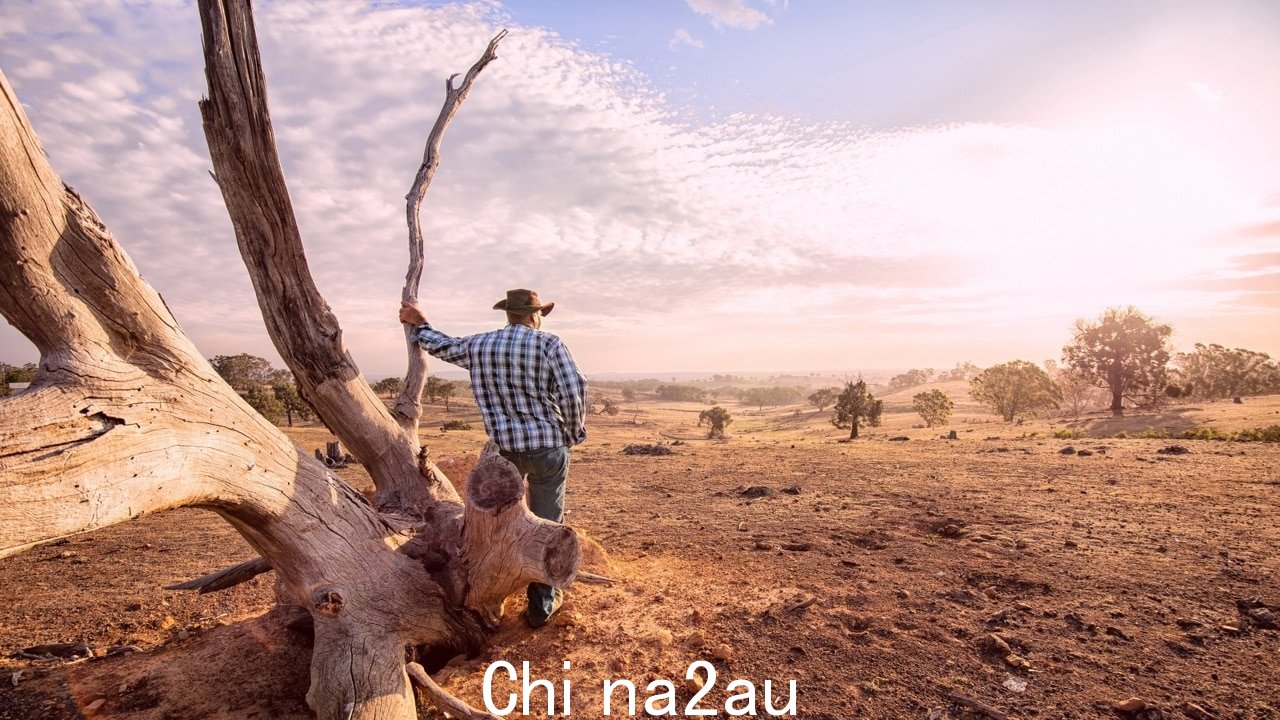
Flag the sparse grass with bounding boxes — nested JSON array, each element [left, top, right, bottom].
[[441, 420, 472, 431], [1053, 428, 1087, 439], [1112, 425, 1280, 442]]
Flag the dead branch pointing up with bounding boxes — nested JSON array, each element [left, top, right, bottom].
[[393, 29, 509, 430]]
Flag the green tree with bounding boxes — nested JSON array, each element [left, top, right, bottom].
[[970, 360, 1061, 422], [832, 379, 883, 440], [937, 361, 982, 382], [888, 368, 935, 390], [1, 361, 38, 395], [211, 353, 279, 392], [808, 387, 840, 412], [372, 376, 405, 397], [1062, 306, 1172, 416], [272, 381, 313, 427], [621, 387, 636, 402], [698, 405, 733, 439], [436, 380, 457, 411], [243, 383, 285, 424], [912, 389, 954, 427], [654, 383, 708, 402], [1175, 343, 1279, 401]]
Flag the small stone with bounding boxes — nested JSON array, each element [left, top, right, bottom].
[[711, 644, 733, 663], [1114, 697, 1151, 713], [1183, 702, 1214, 720], [1004, 654, 1030, 669], [987, 633, 1012, 654], [684, 674, 705, 694], [685, 631, 706, 648], [84, 698, 106, 712], [159, 616, 177, 631]]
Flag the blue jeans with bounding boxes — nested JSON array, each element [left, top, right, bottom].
[[499, 445, 570, 620]]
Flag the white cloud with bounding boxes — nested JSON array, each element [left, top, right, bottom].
[[685, 0, 772, 31], [669, 28, 705, 51], [1190, 80, 1224, 105], [0, 0, 1273, 374]]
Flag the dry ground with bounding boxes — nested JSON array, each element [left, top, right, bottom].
[[2, 390, 1278, 719]]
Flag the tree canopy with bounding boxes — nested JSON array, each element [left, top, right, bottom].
[[698, 405, 733, 439], [912, 388, 953, 427], [970, 360, 1061, 422], [832, 379, 882, 439], [1175, 343, 1279, 401], [1062, 306, 1171, 416]]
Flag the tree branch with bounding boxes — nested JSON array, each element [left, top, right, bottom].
[[407, 662, 502, 720], [197, 0, 457, 516], [393, 29, 508, 429]]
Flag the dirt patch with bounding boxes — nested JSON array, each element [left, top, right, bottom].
[[3, 412, 1280, 719]]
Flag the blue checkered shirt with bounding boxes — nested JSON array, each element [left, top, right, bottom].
[[411, 322, 587, 452]]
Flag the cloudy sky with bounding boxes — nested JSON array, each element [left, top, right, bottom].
[[2, 0, 1278, 377]]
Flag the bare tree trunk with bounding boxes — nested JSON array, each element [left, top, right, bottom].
[[0, 4, 579, 719], [850, 419, 859, 440]]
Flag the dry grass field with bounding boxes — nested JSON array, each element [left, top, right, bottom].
[[2, 386, 1278, 719]]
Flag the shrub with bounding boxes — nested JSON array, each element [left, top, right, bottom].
[[1053, 428, 1087, 439], [441, 420, 472, 431]]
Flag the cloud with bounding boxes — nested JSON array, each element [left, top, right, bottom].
[[669, 28, 705, 51], [684, 0, 772, 31], [1189, 80, 1224, 105], [1, 0, 1275, 374]]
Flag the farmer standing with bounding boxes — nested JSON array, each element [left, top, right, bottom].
[[399, 288, 586, 627]]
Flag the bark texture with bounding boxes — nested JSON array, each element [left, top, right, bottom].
[[0, 4, 578, 719]]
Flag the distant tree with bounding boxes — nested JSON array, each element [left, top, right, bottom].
[[1175, 343, 1279, 402], [437, 380, 457, 411], [888, 368, 935, 390], [1053, 368, 1108, 417], [423, 375, 457, 406], [621, 387, 636, 402], [602, 397, 619, 416], [937, 361, 982, 382], [970, 360, 1061, 422], [1062, 306, 1172, 416], [654, 383, 708, 402], [211, 353, 279, 392], [243, 383, 285, 424], [832, 379, 883, 440], [371, 376, 405, 397], [272, 381, 314, 427], [698, 406, 733, 439], [808, 387, 840, 412], [912, 389, 954, 427], [0, 361, 36, 395]]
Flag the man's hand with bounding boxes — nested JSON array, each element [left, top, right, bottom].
[[399, 301, 428, 326]]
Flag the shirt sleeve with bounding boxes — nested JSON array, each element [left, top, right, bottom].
[[411, 323, 471, 370], [546, 336, 587, 446]]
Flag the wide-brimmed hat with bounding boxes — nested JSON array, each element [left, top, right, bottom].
[[493, 288, 555, 316]]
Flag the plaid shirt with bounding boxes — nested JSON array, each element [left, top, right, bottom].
[[411, 322, 587, 452]]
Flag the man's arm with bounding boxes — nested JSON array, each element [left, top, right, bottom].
[[400, 301, 470, 369], [546, 338, 587, 446]]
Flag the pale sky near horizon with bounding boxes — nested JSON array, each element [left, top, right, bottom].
[[1, 0, 1278, 378]]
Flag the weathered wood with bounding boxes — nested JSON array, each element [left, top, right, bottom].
[[166, 556, 272, 593], [197, 0, 456, 517], [945, 691, 1008, 720], [407, 662, 502, 720], [1, 6, 583, 720], [393, 30, 507, 430]]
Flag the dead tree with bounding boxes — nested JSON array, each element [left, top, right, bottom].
[[0, 2, 579, 719]]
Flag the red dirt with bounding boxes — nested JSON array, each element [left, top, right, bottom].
[[2, 420, 1278, 719]]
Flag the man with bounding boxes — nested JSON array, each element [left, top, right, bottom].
[[398, 288, 586, 627]]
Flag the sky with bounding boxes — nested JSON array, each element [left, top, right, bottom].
[[1, 0, 1278, 377]]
